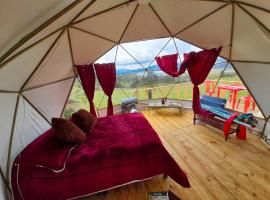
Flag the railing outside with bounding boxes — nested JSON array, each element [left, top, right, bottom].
[[124, 80, 245, 101], [64, 79, 262, 119]]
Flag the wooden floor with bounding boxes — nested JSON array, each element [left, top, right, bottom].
[[82, 109, 270, 200]]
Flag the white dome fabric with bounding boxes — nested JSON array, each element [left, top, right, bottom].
[[0, 0, 270, 198]]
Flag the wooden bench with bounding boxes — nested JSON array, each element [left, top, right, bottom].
[[194, 95, 241, 139]]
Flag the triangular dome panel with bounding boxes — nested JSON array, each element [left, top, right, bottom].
[[241, 5, 270, 30], [176, 5, 232, 59], [233, 62, 270, 116], [174, 38, 202, 54], [116, 45, 146, 74], [238, 0, 270, 11], [0, 93, 17, 176], [24, 30, 74, 90], [93, 90, 105, 110], [120, 4, 170, 42], [23, 78, 74, 121], [69, 28, 116, 65], [117, 73, 140, 97], [232, 6, 270, 62], [139, 70, 165, 100], [121, 37, 171, 68], [63, 79, 93, 118], [157, 38, 181, 57], [151, 0, 226, 35], [112, 88, 129, 107], [0, 31, 60, 91], [0, 0, 71, 59], [3, 0, 93, 63], [10, 95, 50, 175], [73, 2, 137, 42], [75, 0, 128, 23], [95, 45, 118, 63]]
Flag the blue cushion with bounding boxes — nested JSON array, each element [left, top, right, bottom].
[[201, 95, 226, 109]]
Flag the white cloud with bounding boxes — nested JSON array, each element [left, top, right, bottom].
[[95, 37, 204, 67]]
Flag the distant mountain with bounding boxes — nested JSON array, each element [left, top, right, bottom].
[[116, 68, 143, 75], [116, 65, 160, 75], [213, 61, 231, 69], [116, 59, 230, 75]]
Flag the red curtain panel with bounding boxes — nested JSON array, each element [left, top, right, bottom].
[[76, 64, 97, 117], [155, 53, 185, 77], [94, 63, 116, 116], [181, 47, 222, 116]]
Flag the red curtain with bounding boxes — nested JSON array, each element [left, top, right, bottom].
[[94, 63, 116, 116], [76, 64, 97, 117], [181, 47, 222, 116], [155, 53, 184, 77]]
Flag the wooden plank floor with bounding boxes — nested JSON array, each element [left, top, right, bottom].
[[81, 109, 270, 200]]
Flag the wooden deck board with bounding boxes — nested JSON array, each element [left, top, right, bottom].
[[81, 109, 270, 200]]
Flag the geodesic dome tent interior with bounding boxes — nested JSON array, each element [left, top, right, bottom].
[[1, 0, 270, 198], [64, 37, 236, 118]]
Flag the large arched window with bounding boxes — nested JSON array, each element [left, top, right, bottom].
[[64, 38, 263, 118]]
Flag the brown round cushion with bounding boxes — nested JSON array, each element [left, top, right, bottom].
[[72, 109, 97, 134], [51, 118, 86, 143]]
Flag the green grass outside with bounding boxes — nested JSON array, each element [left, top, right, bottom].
[[63, 73, 249, 118]]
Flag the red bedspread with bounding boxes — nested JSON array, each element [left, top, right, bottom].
[[11, 113, 190, 200]]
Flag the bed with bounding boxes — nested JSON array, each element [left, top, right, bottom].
[[11, 113, 190, 200]]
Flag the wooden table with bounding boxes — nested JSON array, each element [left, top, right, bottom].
[[217, 84, 246, 110], [148, 101, 182, 115]]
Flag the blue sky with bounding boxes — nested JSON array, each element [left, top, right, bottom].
[[95, 37, 224, 70]]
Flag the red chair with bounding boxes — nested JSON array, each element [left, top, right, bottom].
[[236, 95, 256, 113], [204, 80, 215, 96]]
